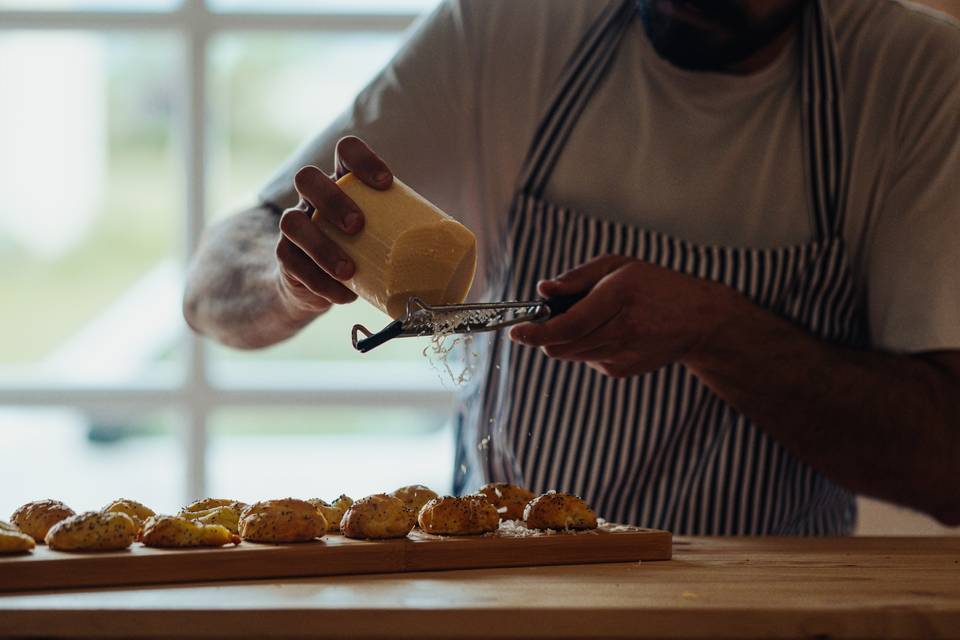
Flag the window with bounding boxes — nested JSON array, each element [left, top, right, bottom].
[[0, 0, 448, 518]]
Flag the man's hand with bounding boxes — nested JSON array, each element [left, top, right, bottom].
[[510, 256, 960, 526], [509, 255, 737, 378], [274, 136, 393, 320]]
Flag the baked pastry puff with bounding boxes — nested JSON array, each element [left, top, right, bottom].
[[340, 494, 415, 540], [523, 492, 598, 531], [476, 483, 535, 521], [418, 495, 500, 535]]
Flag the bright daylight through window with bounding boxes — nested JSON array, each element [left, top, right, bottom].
[[0, 0, 446, 518]]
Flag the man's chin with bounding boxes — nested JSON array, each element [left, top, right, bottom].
[[650, 46, 726, 72], [639, 3, 741, 71], [637, 0, 805, 73], [645, 30, 747, 72]]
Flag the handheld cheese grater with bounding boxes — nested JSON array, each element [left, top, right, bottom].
[[350, 292, 585, 353]]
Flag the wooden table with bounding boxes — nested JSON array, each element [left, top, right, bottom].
[[1, 537, 958, 639]]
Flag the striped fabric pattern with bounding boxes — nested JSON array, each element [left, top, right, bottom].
[[454, 0, 867, 535]]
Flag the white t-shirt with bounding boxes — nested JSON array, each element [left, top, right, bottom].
[[260, 0, 960, 354]]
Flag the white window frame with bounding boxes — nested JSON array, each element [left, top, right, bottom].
[[0, 0, 453, 502]]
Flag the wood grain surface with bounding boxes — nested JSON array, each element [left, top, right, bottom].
[[0, 526, 671, 592], [0, 536, 958, 639]]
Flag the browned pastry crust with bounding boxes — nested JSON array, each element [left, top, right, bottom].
[[11, 499, 76, 543], [476, 483, 535, 521], [523, 492, 598, 531], [418, 495, 500, 535], [102, 498, 156, 529], [178, 505, 243, 534], [0, 520, 35, 554], [45, 511, 138, 551], [341, 494, 415, 540], [238, 498, 327, 543], [140, 515, 240, 548], [307, 495, 354, 532], [389, 485, 438, 522], [181, 498, 249, 513]]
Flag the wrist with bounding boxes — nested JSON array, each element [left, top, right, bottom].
[[680, 282, 750, 370]]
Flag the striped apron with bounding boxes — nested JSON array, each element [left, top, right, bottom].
[[454, 0, 868, 535]]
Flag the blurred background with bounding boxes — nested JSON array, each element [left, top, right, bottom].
[[0, 0, 957, 534]]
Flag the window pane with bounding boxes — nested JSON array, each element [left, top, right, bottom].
[[207, 0, 439, 14], [0, 408, 184, 518], [0, 32, 183, 386], [0, 0, 179, 9], [207, 31, 403, 216], [208, 408, 453, 502]]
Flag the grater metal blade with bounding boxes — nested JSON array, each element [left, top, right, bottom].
[[350, 292, 584, 353]]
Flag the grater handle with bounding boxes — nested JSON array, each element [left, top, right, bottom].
[[543, 291, 588, 318], [352, 320, 404, 353]]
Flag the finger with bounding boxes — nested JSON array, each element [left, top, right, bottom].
[[294, 165, 364, 235], [540, 311, 623, 359], [587, 360, 638, 379], [545, 342, 624, 362], [278, 270, 335, 314], [291, 196, 311, 214], [541, 304, 626, 361], [275, 237, 358, 305], [279, 208, 355, 280], [509, 288, 621, 347], [335, 136, 393, 189], [537, 254, 632, 297]]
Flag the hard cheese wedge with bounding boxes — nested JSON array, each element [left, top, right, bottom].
[[313, 174, 477, 319]]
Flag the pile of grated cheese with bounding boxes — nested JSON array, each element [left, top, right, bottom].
[[490, 518, 636, 538]]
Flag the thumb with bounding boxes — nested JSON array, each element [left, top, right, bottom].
[[537, 255, 631, 297]]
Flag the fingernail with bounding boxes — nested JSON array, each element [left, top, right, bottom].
[[342, 211, 362, 232], [538, 280, 558, 294], [335, 260, 353, 280], [375, 171, 390, 186]]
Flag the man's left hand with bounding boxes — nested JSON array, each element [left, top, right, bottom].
[[509, 255, 739, 378]]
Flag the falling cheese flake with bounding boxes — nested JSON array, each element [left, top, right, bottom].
[[422, 306, 501, 386]]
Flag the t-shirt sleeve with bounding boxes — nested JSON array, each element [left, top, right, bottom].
[[257, 0, 480, 224], [865, 19, 960, 353]]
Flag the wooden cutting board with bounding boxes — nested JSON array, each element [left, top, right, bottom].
[[0, 524, 671, 593]]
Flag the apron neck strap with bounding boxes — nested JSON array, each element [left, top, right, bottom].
[[515, 0, 849, 241], [802, 0, 849, 239], [517, 0, 637, 199]]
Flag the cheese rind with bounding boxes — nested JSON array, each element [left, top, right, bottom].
[[313, 174, 477, 319]]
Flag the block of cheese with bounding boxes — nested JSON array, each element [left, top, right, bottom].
[[312, 174, 477, 319]]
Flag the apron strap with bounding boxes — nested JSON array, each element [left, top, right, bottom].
[[802, 0, 849, 240], [515, 0, 849, 241], [518, 0, 637, 198]]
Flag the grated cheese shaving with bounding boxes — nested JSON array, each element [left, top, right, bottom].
[[421, 307, 501, 387]]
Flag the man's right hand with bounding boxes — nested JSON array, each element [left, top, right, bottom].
[[274, 136, 393, 318]]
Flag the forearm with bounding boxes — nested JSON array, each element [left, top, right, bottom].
[[183, 205, 320, 349], [684, 289, 960, 525]]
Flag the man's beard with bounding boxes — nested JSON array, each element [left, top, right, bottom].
[[637, 0, 807, 73]]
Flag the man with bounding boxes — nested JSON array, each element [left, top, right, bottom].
[[184, 0, 960, 534]]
